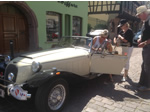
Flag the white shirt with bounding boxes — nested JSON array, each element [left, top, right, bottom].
[[93, 36, 101, 48]]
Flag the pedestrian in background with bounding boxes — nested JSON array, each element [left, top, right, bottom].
[[114, 19, 134, 82], [136, 5, 150, 91]]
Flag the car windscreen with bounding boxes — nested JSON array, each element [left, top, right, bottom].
[[58, 36, 91, 48]]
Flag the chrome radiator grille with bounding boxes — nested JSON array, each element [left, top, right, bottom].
[[4, 64, 18, 85]]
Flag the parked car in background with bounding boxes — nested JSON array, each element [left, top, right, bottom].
[[86, 29, 104, 37], [0, 36, 128, 112], [133, 30, 142, 46]]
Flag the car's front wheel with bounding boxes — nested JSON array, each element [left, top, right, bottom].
[[35, 78, 69, 112]]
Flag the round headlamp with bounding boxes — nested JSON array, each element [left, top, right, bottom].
[[8, 73, 14, 81], [5, 56, 11, 64], [31, 61, 41, 73]]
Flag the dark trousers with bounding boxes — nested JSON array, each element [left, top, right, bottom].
[[139, 44, 150, 88]]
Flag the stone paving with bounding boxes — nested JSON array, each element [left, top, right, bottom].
[[0, 48, 150, 112], [62, 48, 150, 112], [80, 48, 150, 112]]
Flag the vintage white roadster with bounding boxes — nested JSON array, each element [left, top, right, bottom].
[[0, 36, 128, 112]]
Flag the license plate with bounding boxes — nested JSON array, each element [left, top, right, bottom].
[[0, 88, 5, 98]]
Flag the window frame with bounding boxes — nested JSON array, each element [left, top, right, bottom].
[[72, 16, 82, 36], [46, 11, 62, 41]]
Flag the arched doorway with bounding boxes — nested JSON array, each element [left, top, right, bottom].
[[0, 2, 38, 55]]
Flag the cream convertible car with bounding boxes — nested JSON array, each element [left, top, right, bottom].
[[0, 36, 128, 112]]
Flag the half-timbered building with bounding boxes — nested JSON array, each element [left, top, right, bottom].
[[88, 1, 146, 39]]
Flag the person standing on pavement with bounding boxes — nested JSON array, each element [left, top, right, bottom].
[[136, 5, 150, 91], [114, 19, 134, 82]]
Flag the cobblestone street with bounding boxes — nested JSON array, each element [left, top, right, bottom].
[[79, 47, 150, 112], [63, 48, 150, 112], [0, 48, 150, 112]]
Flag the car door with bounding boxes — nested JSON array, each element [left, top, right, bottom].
[[90, 46, 128, 75]]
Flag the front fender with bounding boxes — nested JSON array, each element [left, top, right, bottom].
[[25, 69, 87, 88], [26, 69, 59, 87]]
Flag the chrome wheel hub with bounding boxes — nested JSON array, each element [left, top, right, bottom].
[[48, 84, 66, 110]]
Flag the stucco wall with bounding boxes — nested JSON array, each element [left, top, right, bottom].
[[26, 1, 88, 49]]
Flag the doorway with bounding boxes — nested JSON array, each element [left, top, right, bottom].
[[0, 4, 29, 54]]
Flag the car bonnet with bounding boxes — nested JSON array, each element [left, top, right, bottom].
[[12, 48, 89, 63]]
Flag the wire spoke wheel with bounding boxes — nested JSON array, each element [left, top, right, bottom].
[[48, 84, 66, 110], [35, 78, 69, 112]]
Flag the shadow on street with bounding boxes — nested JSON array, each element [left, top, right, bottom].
[[0, 74, 149, 112]]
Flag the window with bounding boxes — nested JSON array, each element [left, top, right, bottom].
[[72, 16, 82, 36], [46, 11, 61, 41]]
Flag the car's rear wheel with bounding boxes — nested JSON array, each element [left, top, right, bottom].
[[35, 78, 69, 112]]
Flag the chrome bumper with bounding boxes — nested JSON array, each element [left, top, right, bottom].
[[0, 84, 31, 101]]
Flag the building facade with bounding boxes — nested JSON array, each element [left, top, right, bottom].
[[88, 1, 146, 39], [0, 1, 88, 54]]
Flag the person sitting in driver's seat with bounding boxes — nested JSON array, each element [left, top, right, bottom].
[[89, 29, 112, 53]]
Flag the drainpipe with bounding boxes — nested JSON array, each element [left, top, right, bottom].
[[10, 40, 14, 59]]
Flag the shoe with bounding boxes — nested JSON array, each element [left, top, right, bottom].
[[138, 86, 150, 91], [121, 77, 127, 82]]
